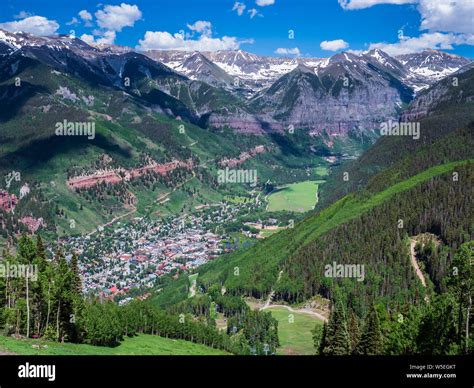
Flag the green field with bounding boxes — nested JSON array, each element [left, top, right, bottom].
[[0, 334, 228, 355], [266, 181, 324, 213], [265, 307, 322, 355], [315, 166, 329, 176], [259, 228, 285, 238]]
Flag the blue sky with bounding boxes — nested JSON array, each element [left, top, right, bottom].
[[0, 0, 473, 57]]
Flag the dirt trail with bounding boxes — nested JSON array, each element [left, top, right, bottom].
[[86, 207, 136, 237], [410, 238, 430, 303], [156, 171, 197, 204], [263, 270, 283, 308], [259, 270, 328, 322], [261, 304, 328, 323], [410, 239, 427, 287]]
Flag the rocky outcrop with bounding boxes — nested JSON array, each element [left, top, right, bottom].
[[19, 216, 45, 233], [249, 54, 412, 135], [67, 160, 193, 190], [402, 65, 474, 122], [0, 190, 17, 212], [219, 145, 267, 167]]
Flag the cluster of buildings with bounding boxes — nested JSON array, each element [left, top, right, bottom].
[[64, 216, 222, 297], [63, 200, 259, 299]]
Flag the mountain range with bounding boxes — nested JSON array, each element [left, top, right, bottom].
[[1, 29, 471, 137], [0, 28, 472, 234]]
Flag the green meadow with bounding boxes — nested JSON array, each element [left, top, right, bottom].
[[266, 180, 325, 213], [265, 307, 322, 355]]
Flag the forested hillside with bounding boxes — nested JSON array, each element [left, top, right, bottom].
[[318, 67, 474, 208]]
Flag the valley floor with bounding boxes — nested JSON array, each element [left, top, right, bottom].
[[266, 180, 325, 213]]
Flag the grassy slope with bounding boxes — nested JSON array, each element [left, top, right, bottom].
[[152, 159, 470, 307], [0, 334, 228, 356], [265, 307, 322, 355]]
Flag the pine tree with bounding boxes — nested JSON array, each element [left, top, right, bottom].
[[447, 241, 473, 354], [312, 323, 324, 355], [70, 253, 82, 295], [348, 307, 360, 353], [36, 235, 46, 261], [319, 322, 328, 355], [323, 300, 350, 355], [356, 304, 383, 355]]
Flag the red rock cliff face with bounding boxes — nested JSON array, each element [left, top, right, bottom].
[[19, 216, 45, 233], [67, 160, 193, 190], [219, 145, 267, 167], [0, 191, 18, 212]]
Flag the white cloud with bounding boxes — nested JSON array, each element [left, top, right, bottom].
[[95, 3, 142, 32], [66, 17, 79, 26], [369, 32, 473, 55], [338, 0, 416, 9], [80, 30, 117, 45], [137, 31, 243, 51], [0, 16, 59, 36], [14, 11, 34, 19], [77, 10, 93, 27], [96, 30, 117, 45], [78, 9, 92, 25], [275, 47, 300, 55], [320, 39, 349, 51], [256, 0, 275, 6], [339, 0, 474, 54], [80, 34, 95, 45], [137, 16, 252, 52], [339, 0, 473, 35], [78, 10, 93, 21], [232, 2, 246, 16], [187, 21, 212, 37], [418, 0, 474, 34]]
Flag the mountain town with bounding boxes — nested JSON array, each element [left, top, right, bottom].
[[0, 1, 472, 385]]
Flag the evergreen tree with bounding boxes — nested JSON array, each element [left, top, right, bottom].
[[348, 307, 360, 353], [356, 304, 383, 355], [70, 253, 82, 295], [311, 323, 324, 355], [447, 241, 473, 354], [318, 322, 328, 355], [416, 294, 458, 355], [323, 300, 350, 355]]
